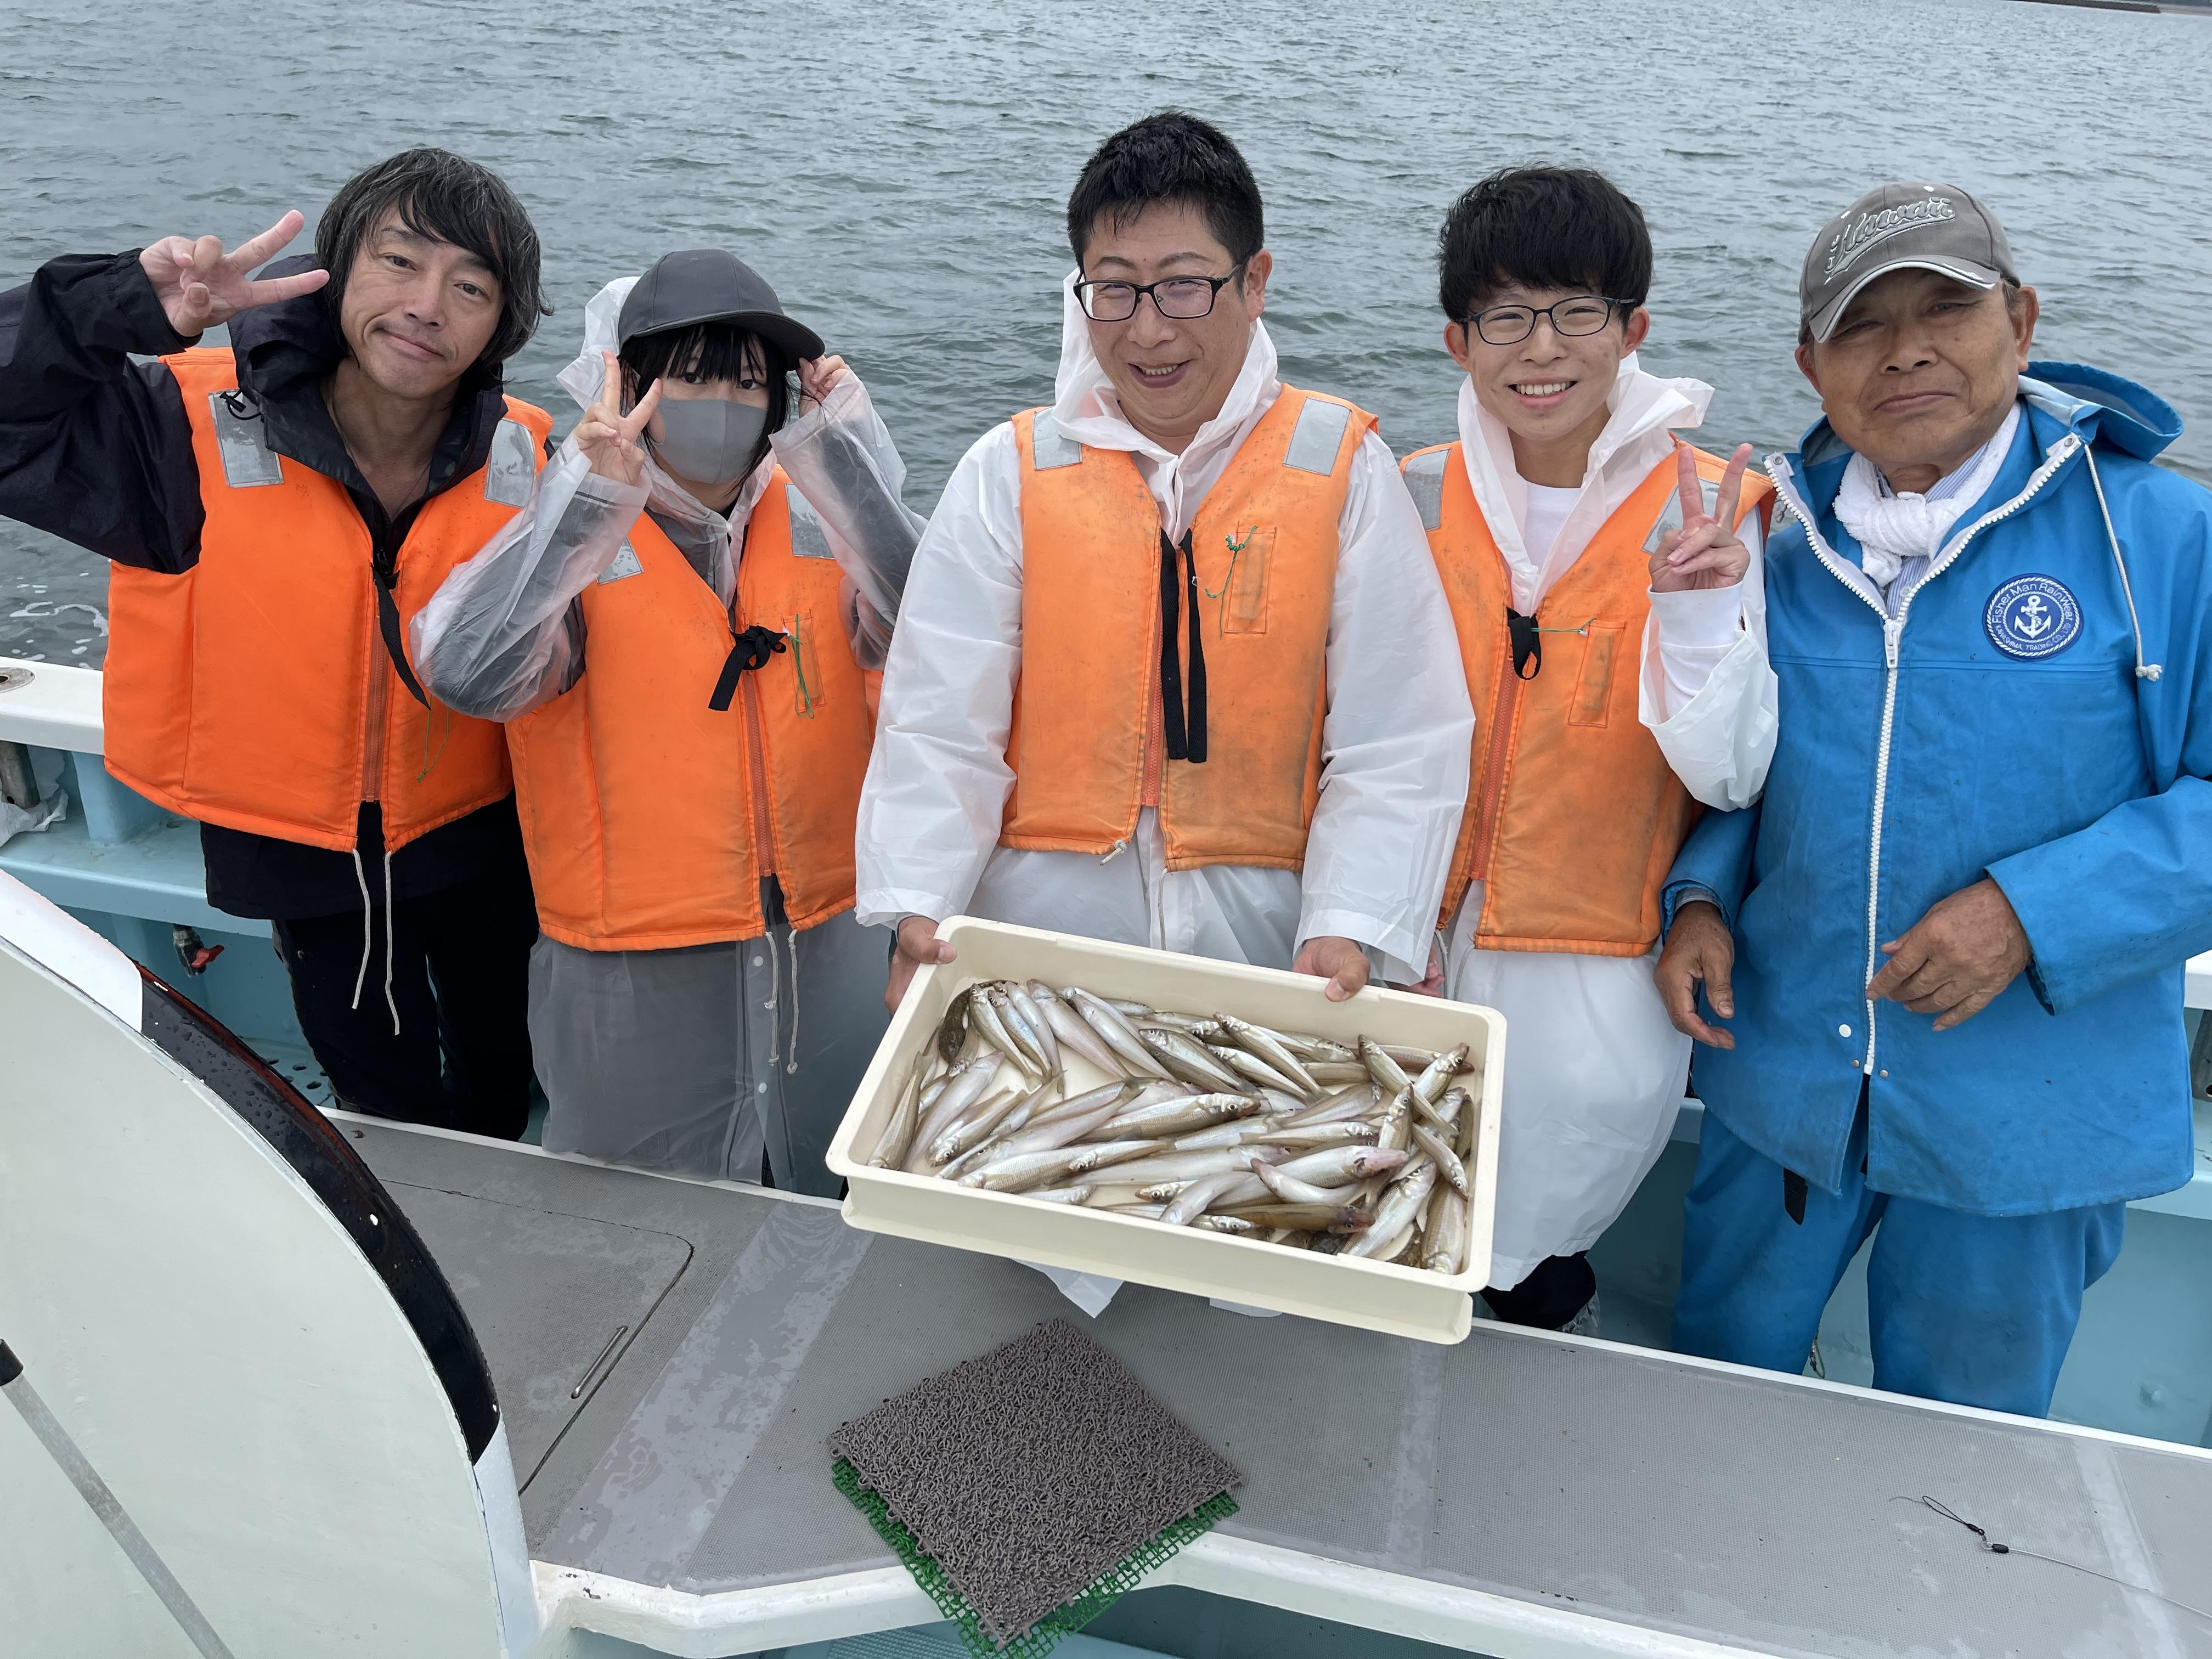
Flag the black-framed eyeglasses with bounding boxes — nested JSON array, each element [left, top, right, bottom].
[[1464, 296, 1632, 347], [1075, 264, 1247, 323]]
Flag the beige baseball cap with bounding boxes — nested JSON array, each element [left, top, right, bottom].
[[1801, 182, 2018, 342]]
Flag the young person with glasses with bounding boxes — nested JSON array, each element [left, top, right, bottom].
[[413, 250, 922, 1193], [1399, 167, 1774, 1334], [860, 109, 1473, 1028]]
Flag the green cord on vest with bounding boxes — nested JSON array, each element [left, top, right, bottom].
[[1202, 527, 1257, 631], [415, 701, 454, 782], [791, 614, 815, 718]]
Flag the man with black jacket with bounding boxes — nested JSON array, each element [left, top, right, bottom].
[[0, 148, 553, 1138]]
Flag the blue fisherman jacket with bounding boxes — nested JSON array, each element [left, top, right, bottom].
[[1664, 363, 2212, 1215]]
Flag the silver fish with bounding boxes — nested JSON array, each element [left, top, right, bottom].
[[1280, 1082, 1379, 1128], [907, 1059, 1006, 1172], [1424, 1186, 1471, 1276], [1099, 997, 1155, 1018], [1345, 1159, 1440, 1258], [1358, 1036, 1412, 1096], [1274, 1144, 1409, 1187], [1169, 1116, 1293, 1152], [1255, 1159, 1358, 1206], [1239, 1020, 1356, 1065], [990, 1085, 1143, 1159], [1410, 1122, 1470, 1198], [1249, 1121, 1379, 1149], [1092, 1147, 1269, 1186], [1215, 1013, 1323, 1097], [1379, 1042, 1437, 1070], [868, 1048, 930, 1169], [1375, 1087, 1417, 1154], [1001, 980, 1061, 1074], [972, 988, 1040, 1079], [1104, 1202, 1169, 1220], [1141, 1010, 1216, 1035], [1412, 1042, 1468, 1107], [1063, 1138, 1166, 1176], [986, 984, 1049, 1075], [933, 1077, 1057, 1166], [1096, 1092, 1259, 1139], [1445, 1086, 1477, 1160], [1223, 1202, 1373, 1234], [1205, 1042, 1307, 1097], [1161, 1169, 1247, 1227], [1024, 1184, 1095, 1205], [1066, 988, 1173, 1079], [1032, 981, 1123, 1076], [1138, 1028, 1250, 1094], [961, 1147, 1086, 1192]]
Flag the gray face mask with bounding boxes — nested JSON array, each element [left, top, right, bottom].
[[647, 397, 769, 488]]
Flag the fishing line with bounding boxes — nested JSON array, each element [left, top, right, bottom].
[[1897, 1496, 2212, 1627]]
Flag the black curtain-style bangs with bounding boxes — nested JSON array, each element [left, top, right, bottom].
[[1437, 167, 1654, 322]]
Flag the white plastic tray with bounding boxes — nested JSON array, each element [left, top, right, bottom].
[[827, 917, 1505, 1344]]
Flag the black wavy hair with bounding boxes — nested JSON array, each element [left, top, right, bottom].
[[1066, 110, 1264, 270], [619, 321, 795, 486], [1437, 167, 1652, 322], [315, 147, 551, 367]]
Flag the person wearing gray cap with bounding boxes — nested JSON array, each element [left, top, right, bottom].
[[1652, 181, 2212, 1415], [413, 250, 926, 1194]]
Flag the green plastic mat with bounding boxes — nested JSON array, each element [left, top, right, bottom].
[[832, 1457, 1239, 1659]]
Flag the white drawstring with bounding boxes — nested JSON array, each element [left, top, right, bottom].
[[2083, 445, 2163, 682], [784, 925, 802, 1075], [382, 847, 401, 1036], [348, 847, 374, 1011], [762, 926, 783, 1070]]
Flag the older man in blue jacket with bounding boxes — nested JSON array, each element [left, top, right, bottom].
[[1655, 182, 2212, 1417]]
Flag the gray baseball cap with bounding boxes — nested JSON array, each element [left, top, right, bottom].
[[617, 249, 825, 362], [1800, 182, 2018, 342]]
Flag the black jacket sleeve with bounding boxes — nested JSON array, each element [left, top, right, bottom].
[[0, 252, 206, 572]]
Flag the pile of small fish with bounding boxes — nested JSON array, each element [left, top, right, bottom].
[[864, 979, 1480, 1275]]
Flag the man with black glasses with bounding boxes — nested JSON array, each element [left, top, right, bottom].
[[1658, 183, 2212, 1414], [861, 110, 1472, 1018], [0, 149, 552, 1138], [1400, 167, 1773, 1335]]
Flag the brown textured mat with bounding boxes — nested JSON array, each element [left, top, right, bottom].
[[828, 1319, 1242, 1648]]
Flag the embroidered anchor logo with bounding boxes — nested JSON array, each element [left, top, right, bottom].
[[2012, 594, 2055, 641]]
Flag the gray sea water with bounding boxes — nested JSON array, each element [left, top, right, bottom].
[[4, 0, 2208, 663]]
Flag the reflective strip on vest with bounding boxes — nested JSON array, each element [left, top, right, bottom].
[[100, 348, 548, 854], [484, 419, 539, 507], [1414, 439, 1773, 954], [506, 469, 872, 949], [1283, 397, 1353, 475], [1030, 414, 1083, 470], [206, 392, 285, 488], [1003, 387, 1374, 871], [1402, 447, 1448, 533]]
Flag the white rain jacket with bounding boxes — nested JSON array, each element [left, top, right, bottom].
[[854, 276, 1475, 985], [411, 276, 924, 720], [1445, 358, 1775, 1293]]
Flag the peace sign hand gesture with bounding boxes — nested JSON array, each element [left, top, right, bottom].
[[1650, 442, 1754, 594], [573, 351, 663, 487], [138, 210, 330, 337]]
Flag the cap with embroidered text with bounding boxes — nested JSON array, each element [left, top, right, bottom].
[[1800, 183, 2017, 343]]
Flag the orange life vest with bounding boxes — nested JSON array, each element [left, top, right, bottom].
[[1403, 439, 1774, 956], [103, 348, 548, 853], [1002, 387, 1374, 872], [505, 471, 872, 949]]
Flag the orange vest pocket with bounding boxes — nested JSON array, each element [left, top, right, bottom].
[[1568, 622, 1627, 729], [1214, 524, 1273, 635]]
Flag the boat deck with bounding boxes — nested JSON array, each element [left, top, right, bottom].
[[351, 1119, 2212, 1659]]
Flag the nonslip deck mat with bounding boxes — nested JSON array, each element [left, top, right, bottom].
[[827, 1319, 1242, 1652]]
